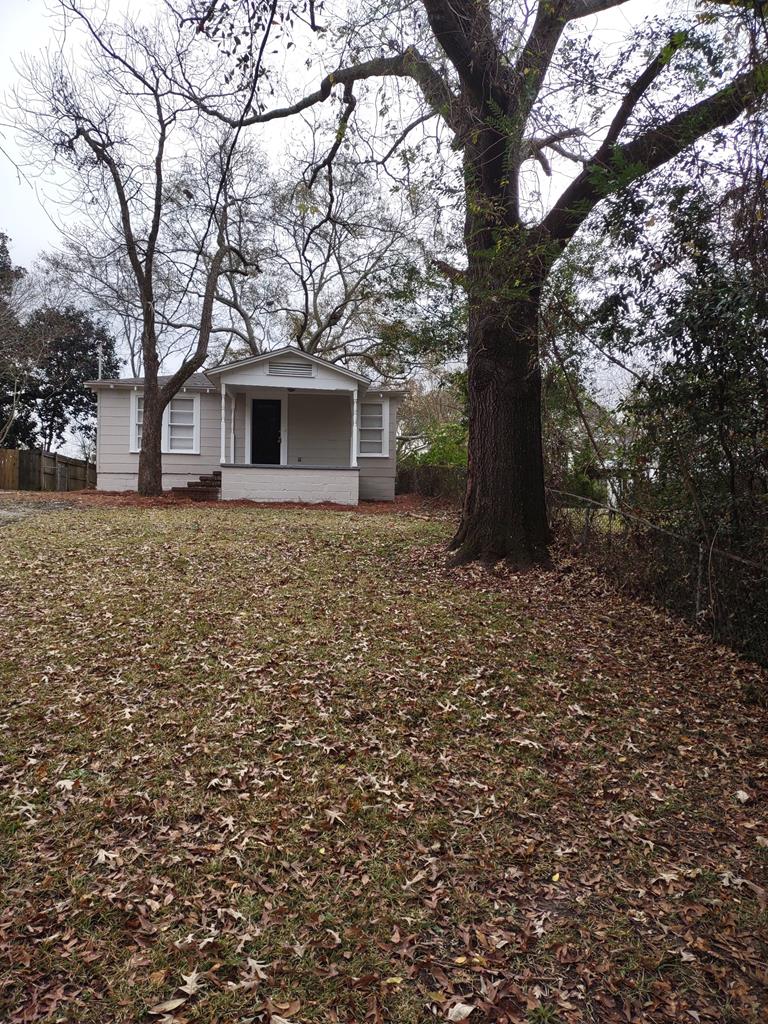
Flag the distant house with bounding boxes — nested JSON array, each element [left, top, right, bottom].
[[88, 347, 403, 504]]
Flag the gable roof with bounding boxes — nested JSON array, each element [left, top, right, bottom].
[[204, 346, 371, 385], [87, 372, 214, 391], [85, 349, 410, 395]]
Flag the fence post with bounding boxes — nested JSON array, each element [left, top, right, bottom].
[[580, 507, 593, 548]]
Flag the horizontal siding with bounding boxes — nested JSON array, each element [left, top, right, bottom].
[[97, 387, 398, 498], [358, 476, 396, 501], [218, 358, 357, 391], [288, 394, 351, 466], [97, 472, 216, 492], [96, 389, 221, 489], [221, 467, 358, 504]]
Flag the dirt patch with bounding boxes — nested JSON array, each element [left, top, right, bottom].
[[0, 495, 76, 525]]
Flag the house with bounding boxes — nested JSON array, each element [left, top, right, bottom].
[[88, 347, 403, 504]]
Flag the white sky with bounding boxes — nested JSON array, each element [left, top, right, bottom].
[[0, 0, 60, 265], [0, 0, 671, 268]]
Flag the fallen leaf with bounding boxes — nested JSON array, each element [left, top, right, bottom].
[[178, 969, 203, 996], [447, 1003, 475, 1022], [148, 997, 187, 1014]]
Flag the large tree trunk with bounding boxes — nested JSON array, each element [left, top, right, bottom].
[[449, 294, 551, 567], [447, 130, 553, 568], [137, 336, 164, 496], [134, 232, 227, 496], [137, 382, 164, 496]]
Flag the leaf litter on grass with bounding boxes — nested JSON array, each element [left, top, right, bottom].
[[0, 503, 766, 1023]]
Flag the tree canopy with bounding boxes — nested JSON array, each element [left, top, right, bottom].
[[0, 235, 119, 451]]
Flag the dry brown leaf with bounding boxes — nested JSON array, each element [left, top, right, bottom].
[[178, 970, 203, 996], [148, 996, 187, 1014], [447, 1003, 475, 1022]]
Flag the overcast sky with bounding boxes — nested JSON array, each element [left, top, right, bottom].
[[0, 0, 667, 269], [1, 0, 59, 265]]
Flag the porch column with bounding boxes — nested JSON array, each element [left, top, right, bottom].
[[229, 393, 235, 464], [220, 381, 226, 465], [350, 387, 358, 468]]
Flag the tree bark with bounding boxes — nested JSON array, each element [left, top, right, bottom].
[[137, 379, 164, 496], [449, 290, 551, 568], [449, 137, 553, 568], [137, 406, 163, 494], [135, 227, 229, 496], [137, 321, 164, 496]]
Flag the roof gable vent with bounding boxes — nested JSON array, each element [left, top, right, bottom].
[[268, 356, 313, 378]]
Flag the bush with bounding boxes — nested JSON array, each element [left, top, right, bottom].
[[403, 422, 467, 468]]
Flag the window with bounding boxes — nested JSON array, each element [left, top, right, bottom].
[[167, 397, 195, 452], [135, 396, 144, 450], [130, 392, 200, 454], [359, 399, 388, 457]]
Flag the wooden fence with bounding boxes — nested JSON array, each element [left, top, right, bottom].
[[0, 449, 96, 492]]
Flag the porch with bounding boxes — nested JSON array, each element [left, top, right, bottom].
[[218, 385, 361, 505]]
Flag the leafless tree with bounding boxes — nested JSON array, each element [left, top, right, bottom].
[[8, 1, 271, 494], [266, 152, 430, 363], [41, 233, 191, 378], [186, 136, 442, 370]]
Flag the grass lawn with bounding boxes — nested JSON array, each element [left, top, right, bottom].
[[1, 502, 766, 1023]]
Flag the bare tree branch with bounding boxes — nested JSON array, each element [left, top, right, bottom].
[[543, 59, 768, 244]]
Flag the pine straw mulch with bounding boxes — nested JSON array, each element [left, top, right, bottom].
[[0, 504, 766, 1024], [0, 489, 455, 516]]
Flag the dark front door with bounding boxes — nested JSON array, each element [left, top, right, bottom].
[[251, 399, 281, 465]]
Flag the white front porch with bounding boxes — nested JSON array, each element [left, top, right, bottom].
[[220, 464, 359, 504], [217, 384, 361, 505]]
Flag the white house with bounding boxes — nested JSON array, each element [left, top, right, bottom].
[[88, 347, 403, 504]]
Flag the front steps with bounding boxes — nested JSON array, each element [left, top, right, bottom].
[[170, 470, 221, 502]]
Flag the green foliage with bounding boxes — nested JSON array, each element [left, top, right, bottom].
[[0, 234, 120, 450], [0, 233, 35, 447], [0, 233, 25, 291], [578, 168, 768, 549], [409, 421, 468, 467], [374, 271, 468, 376], [398, 371, 468, 468], [0, 399, 37, 448], [23, 306, 121, 450], [541, 361, 613, 504]]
